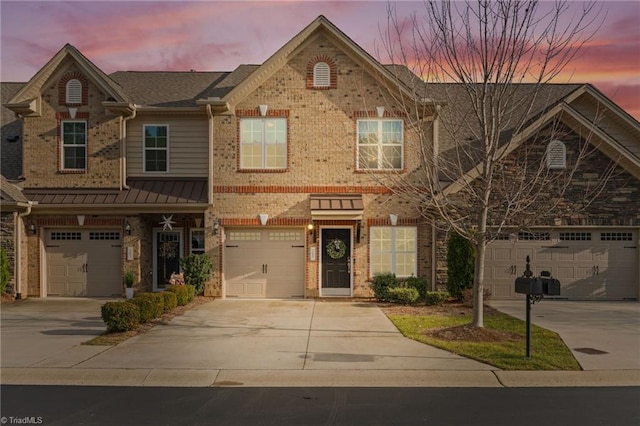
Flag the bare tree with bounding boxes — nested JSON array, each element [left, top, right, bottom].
[[372, 0, 610, 327]]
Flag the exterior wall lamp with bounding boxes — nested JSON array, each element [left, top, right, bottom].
[[308, 222, 315, 243], [213, 220, 220, 235], [124, 221, 131, 235], [29, 223, 36, 235]]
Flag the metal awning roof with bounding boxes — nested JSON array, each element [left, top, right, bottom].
[[310, 193, 364, 220]]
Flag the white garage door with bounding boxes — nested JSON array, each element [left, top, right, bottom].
[[224, 228, 305, 298], [485, 229, 638, 300], [46, 229, 122, 297]]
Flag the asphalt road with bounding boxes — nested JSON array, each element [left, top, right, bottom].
[[1, 385, 639, 425]]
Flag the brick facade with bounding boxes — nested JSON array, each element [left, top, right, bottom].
[[22, 64, 121, 188]]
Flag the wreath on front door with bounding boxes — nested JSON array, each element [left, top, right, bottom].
[[326, 238, 347, 259]]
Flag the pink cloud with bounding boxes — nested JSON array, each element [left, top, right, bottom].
[[1, 0, 638, 121]]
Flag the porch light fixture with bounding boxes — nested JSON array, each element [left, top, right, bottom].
[[77, 215, 85, 226], [213, 219, 220, 235], [376, 106, 385, 118], [29, 223, 36, 235], [389, 214, 398, 226], [258, 214, 269, 226], [308, 222, 315, 243], [259, 104, 268, 117], [124, 221, 131, 235]]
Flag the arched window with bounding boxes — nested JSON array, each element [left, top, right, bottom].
[[313, 62, 330, 87], [66, 79, 82, 104], [546, 140, 566, 169]]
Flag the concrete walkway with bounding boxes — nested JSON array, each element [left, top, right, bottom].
[[1, 298, 639, 387]]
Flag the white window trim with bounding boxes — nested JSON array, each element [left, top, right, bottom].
[[313, 62, 330, 87], [60, 120, 87, 171], [66, 79, 82, 104], [369, 226, 417, 278], [239, 117, 288, 169], [190, 228, 205, 254], [356, 119, 404, 170], [143, 124, 170, 173], [546, 140, 566, 169]]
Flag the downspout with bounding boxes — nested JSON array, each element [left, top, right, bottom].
[[206, 104, 213, 204], [121, 109, 137, 190], [15, 201, 34, 299]]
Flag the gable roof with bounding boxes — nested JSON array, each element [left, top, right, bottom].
[[5, 44, 129, 113], [221, 15, 421, 108], [441, 83, 640, 194], [1, 82, 25, 180], [1, 175, 31, 211]]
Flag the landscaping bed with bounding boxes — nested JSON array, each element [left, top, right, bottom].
[[380, 301, 581, 370]]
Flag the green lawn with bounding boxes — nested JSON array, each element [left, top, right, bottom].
[[387, 311, 581, 370]]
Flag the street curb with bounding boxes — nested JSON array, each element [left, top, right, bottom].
[[2, 368, 638, 388]]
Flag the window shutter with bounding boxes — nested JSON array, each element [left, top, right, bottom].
[[313, 62, 330, 87], [546, 140, 566, 169], [66, 79, 82, 104]]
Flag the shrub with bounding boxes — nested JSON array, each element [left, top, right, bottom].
[[101, 301, 140, 332], [405, 276, 428, 301], [371, 273, 399, 302], [388, 287, 420, 305], [166, 285, 193, 306], [180, 254, 212, 295], [130, 293, 163, 323], [185, 284, 196, 303], [425, 291, 449, 306], [461, 287, 492, 307], [0, 247, 9, 294], [161, 291, 178, 313], [446, 231, 476, 299]]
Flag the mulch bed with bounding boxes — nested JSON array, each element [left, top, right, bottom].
[[380, 301, 521, 343]]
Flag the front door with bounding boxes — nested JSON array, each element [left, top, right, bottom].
[[321, 228, 351, 296], [154, 230, 182, 290]]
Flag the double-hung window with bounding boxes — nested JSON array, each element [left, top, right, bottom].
[[240, 118, 287, 169], [370, 227, 417, 277], [144, 125, 168, 172], [357, 119, 403, 170], [61, 121, 87, 170]]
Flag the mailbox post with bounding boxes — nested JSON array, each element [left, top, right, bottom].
[[514, 256, 561, 358]]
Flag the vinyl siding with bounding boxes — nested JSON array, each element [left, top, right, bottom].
[[127, 115, 209, 177]]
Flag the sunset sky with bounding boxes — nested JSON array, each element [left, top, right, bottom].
[[1, 0, 638, 119]]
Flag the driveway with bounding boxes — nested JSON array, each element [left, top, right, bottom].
[[489, 300, 640, 370], [1, 298, 114, 368], [1, 298, 490, 372], [76, 299, 491, 371]]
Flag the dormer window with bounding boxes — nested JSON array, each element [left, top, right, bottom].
[[66, 79, 82, 104], [313, 62, 330, 87], [546, 140, 566, 169]]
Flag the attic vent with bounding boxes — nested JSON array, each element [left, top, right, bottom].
[[66, 79, 82, 104], [313, 62, 330, 87], [546, 140, 566, 169]]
